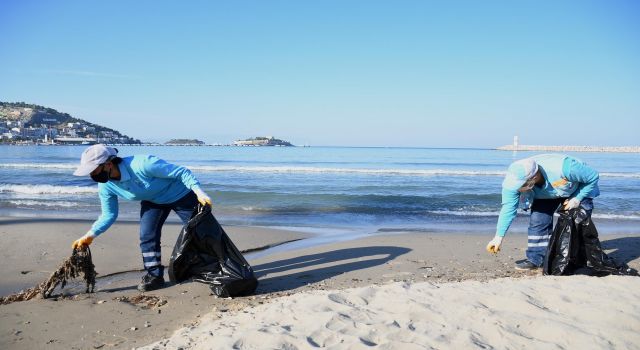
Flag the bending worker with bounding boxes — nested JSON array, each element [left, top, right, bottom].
[[71, 144, 212, 291], [486, 154, 599, 270]]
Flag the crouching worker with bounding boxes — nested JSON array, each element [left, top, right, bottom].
[[486, 154, 599, 271], [71, 144, 212, 291]]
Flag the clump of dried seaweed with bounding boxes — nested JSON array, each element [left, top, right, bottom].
[[114, 294, 167, 309], [0, 246, 97, 305]]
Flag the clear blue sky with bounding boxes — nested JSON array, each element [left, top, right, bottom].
[[1, 1, 639, 147]]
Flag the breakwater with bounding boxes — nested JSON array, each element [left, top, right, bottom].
[[496, 145, 640, 153]]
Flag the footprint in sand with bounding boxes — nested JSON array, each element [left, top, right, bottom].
[[327, 292, 369, 307]]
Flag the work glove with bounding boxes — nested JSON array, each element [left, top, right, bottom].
[[563, 197, 581, 211], [72, 232, 96, 249], [193, 187, 212, 206], [486, 235, 504, 254]]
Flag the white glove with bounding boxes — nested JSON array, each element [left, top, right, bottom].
[[563, 197, 581, 210], [486, 235, 504, 254], [193, 187, 212, 206]]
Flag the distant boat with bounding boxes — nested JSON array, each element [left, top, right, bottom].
[[54, 137, 97, 145]]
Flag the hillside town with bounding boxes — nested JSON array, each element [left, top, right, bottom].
[[0, 102, 140, 145], [1, 102, 296, 147]]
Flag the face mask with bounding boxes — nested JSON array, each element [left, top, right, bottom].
[[519, 177, 536, 192], [91, 166, 111, 183]]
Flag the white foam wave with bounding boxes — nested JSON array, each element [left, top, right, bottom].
[[0, 184, 98, 195], [427, 210, 501, 217], [8, 200, 82, 208], [592, 213, 640, 220], [428, 210, 640, 220], [0, 163, 77, 170], [600, 172, 640, 179], [1, 163, 638, 178], [188, 166, 640, 178], [188, 165, 506, 177]]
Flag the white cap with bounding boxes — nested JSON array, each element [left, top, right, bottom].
[[73, 144, 118, 176], [502, 157, 539, 191]]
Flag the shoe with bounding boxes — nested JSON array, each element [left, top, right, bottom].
[[514, 259, 540, 271], [137, 274, 165, 292]]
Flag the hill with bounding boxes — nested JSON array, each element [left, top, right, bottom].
[[0, 101, 140, 144]]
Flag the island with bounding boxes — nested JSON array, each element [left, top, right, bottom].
[[164, 139, 205, 146], [233, 136, 293, 147]]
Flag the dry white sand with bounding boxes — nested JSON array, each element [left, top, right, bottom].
[[143, 275, 640, 350]]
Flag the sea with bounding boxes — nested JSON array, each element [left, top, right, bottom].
[[1, 145, 639, 236]]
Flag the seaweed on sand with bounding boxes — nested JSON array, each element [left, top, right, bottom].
[[0, 246, 96, 305]]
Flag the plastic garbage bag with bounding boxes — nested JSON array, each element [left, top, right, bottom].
[[168, 204, 258, 297], [543, 208, 638, 276]]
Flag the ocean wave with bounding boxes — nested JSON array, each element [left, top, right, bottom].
[[1, 163, 638, 178], [189, 165, 507, 176], [0, 163, 77, 169], [241, 206, 261, 211], [592, 213, 640, 220], [0, 184, 98, 195], [189, 166, 640, 178], [7, 200, 83, 208], [427, 210, 640, 220], [600, 172, 640, 179], [427, 210, 501, 217]]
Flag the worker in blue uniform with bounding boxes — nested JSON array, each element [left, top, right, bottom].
[[71, 144, 212, 291], [486, 154, 600, 270]]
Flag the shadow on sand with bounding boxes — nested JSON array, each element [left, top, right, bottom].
[[252, 245, 411, 294], [601, 236, 640, 265]]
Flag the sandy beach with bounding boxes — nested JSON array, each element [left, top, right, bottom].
[[1, 217, 639, 349]]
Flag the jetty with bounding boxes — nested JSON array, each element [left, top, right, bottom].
[[496, 137, 640, 153]]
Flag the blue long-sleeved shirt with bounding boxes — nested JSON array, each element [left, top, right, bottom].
[[496, 156, 599, 237], [89, 155, 202, 236]]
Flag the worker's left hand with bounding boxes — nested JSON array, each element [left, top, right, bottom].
[[486, 235, 504, 254], [193, 187, 212, 206], [563, 197, 581, 210], [72, 232, 96, 249]]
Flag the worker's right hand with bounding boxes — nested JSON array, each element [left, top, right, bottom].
[[563, 197, 581, 211], [72, 232, 95, 249], [193, 187, 212, 206], [486, 235, 504, 254]]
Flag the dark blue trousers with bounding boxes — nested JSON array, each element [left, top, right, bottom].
[[139, 191, 198, 277], [526, 197, 593, 266]]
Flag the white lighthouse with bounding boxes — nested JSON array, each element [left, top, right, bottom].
[[513, 135, 519, 149]]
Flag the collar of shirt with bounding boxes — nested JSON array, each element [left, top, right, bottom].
[[115, 163, 132, 182]]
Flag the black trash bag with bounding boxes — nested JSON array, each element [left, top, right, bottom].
[[168, 204, 258, 297], [543, 208, 639, 277]]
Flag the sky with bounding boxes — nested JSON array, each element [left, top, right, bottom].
[[1, 1, 639, 147]]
